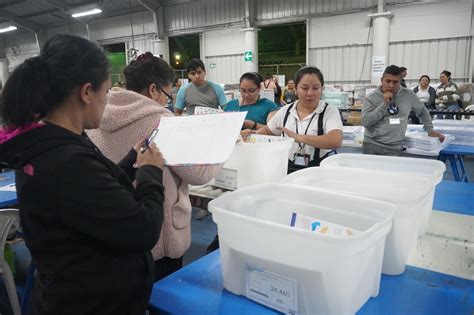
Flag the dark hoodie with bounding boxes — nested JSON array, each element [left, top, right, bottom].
[[0, 122, 164, 314]]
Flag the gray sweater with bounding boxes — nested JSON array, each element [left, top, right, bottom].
[[362, 87, 434, 149]]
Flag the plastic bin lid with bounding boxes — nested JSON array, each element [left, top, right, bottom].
[[281, 167, 432, 204], [320, 153, 446, 184]]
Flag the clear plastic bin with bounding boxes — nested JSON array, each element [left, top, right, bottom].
[[211, 135, 293, 190], [282, 167, 432, 275], [320, 153, 446, 235], [209, 184, 395, 315]]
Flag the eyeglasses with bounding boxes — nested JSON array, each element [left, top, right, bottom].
[[239, 88, 258, 95], [159, 86, 174, 102]]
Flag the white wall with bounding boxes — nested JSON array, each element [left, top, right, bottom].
[[389, 1, 471, 42], [92, 11, 156, 41], [308, 1, 472, 84], [1, 0, 471, 85], [4, 33, 39, 72], [203, 28, 245, 84]]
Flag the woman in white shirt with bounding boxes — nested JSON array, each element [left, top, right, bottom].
[[413, 75, 436, 109], [411, 75, 436, 123], [243, 66, 343, 173]]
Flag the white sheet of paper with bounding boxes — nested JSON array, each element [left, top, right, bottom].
[[0, 183, 16, 192], [153, 112, 246, 165]]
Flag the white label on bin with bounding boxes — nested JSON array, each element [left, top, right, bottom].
[[246, 267, 298, 314], [214, 168, 237, 190]]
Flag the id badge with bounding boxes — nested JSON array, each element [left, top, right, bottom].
[[294, 154, 310, 166], [389, 118, 401, 125]]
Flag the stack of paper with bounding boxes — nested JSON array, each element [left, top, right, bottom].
[[431, 120, 474, 146], [342, 126, 364, 147], [404, 131, 453, 156]]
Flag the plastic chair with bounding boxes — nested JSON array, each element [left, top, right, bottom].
[[462, 104, 474, 120], [0, 209, 21, 315]]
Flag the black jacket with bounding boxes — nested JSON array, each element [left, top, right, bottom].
[[0, 123, 164, 314], [413, 85, 437, 109]]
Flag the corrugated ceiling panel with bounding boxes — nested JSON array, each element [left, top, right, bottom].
[[164, 0, 245, 32], [257, 0, 377, 21], [27, 14, 67, 26], [101, 0, 142, 12], [3, 0, 46, 16]]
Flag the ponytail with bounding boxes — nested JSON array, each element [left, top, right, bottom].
[[1, 56, 52, 126]]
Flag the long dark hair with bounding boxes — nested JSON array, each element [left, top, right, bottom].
[[1, 34, 110, 127], [124, 52, 175, 93]]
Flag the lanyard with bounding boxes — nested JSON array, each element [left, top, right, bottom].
[[295, 110, 318, 150]]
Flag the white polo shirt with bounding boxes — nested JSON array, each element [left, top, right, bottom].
[[267, 100, 343, 161]]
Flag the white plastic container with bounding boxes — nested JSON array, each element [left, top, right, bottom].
[[209, 184, 395, 315], [212, 134, 293, 190], [320, 153, 446, 235], [282, 167, 432, 275]]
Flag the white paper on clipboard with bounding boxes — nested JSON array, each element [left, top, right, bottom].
[[153, 112, 246, 165]]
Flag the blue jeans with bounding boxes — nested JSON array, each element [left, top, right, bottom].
[[436, 104, 461, 119]]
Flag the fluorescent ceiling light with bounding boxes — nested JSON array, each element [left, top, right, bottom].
[[72, 8, 102, 18], [0, 26, 17, 33]]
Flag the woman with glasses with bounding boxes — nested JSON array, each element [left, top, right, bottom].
[[242, 66, 343, 173], [224, 72, 279, 130], [88, 52, 222, 281]]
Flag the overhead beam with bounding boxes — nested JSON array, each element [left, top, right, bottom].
[[244, 0, 256, 28], [139, 0, 161, 12], [45, 0, 102, 12], [138, 0, 164, 39]]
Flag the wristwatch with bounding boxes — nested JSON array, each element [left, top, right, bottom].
[[251, 121, 258, 130]]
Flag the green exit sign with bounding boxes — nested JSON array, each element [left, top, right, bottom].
[[244, 51, 253, 62], [209, 63, 216, 69]]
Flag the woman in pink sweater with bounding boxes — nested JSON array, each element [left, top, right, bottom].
[[88, 52, 221, 280]]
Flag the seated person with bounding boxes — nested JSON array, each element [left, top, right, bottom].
[[436, 70, 461, 119], [410, 75, 436, 123], [242, 66, 343, 173], [224, 72, 279, 130]]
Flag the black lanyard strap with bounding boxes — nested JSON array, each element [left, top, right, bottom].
[[295, 111, 318, 150]]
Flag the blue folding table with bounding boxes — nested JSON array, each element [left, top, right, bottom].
[[148, 250, 474, 315], [0, 171, 17, 208], [438, 144, 474, 183]]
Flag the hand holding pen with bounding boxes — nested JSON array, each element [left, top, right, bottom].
[[133, 129, 164, 169]]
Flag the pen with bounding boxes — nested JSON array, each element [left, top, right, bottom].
[[140, 128, 159, 153]]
